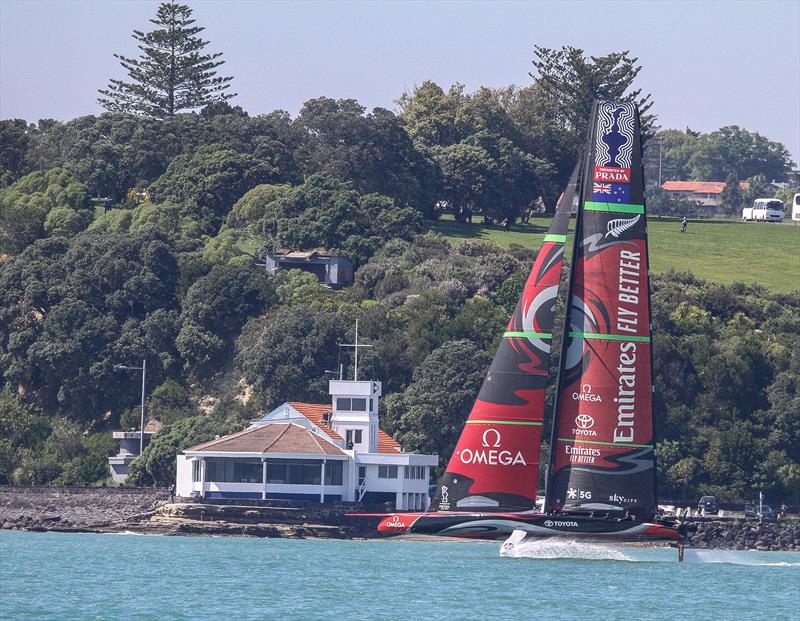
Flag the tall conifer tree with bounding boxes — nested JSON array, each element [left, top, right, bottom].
[[98, 2, 235, 118]]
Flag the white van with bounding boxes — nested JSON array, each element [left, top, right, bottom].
[[742, 198, 784, 222], [792, 193, 800, 222]]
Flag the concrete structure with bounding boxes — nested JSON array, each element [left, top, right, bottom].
[[108, 420, 162, 483], [264, 251, 354, 287], [175, 379, 437, 510], [661, 180, 750, 207]]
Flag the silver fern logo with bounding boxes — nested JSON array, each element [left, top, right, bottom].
[[606, 214, 641, 238]]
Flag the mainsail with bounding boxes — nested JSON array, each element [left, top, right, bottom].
[[545, 101, 657, 520], [429, 167, 579, 512]]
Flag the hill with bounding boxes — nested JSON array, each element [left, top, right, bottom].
[[425, 216, 800, 294]]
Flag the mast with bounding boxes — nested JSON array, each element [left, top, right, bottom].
[[545, 100, 657, 521], [428, 168, 579, 513], [543, 118, 595, 514]]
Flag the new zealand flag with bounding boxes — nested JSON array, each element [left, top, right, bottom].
[[592, 182, 629, 203]]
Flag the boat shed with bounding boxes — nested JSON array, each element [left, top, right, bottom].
[[175, 379, 438, 510], [264, 251, 353, 287]]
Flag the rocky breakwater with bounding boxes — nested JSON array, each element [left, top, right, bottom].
[[148, 501, 381, 539], [688, 519, 800, 551], [0, 485, 168, 532]]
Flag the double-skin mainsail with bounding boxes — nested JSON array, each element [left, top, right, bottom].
[[431, 100, 657, 521]]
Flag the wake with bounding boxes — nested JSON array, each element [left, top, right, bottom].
[[499, 532, 800, 566]]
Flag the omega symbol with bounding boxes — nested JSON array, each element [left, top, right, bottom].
[[482, 428, 501, 448]]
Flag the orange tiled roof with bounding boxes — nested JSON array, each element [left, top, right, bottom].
[[662, 181, 750, 193], [290, 402, 402, 453], [378, 429, 402, 453], [185, 423, 346, 456], [288, 402, 342, 440]]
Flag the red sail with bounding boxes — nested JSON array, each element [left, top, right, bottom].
[[546, 101, 657, 520], [429, 168, 577, 512]]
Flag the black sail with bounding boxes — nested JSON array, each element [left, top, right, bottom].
[[545, 101, 657, 521]]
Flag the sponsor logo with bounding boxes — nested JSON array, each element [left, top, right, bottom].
[[572, 384, 602, 403], [482, 428, 501, 448], [594, 165, 631, 184], [565, 444, 600, 464], [544, 519, 579, 528], [458, 429, 527, 466], [384, 515, 405, 529], [593, 182, 630, 204], [608, 493, 638, 504], [567, 487, 592, 500], [571, 413, 597, 437]]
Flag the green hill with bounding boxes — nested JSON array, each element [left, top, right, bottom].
[[425, 216, 800, 294]]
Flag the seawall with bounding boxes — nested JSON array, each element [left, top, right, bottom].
[[688, 518, 800, 551], [0, 486, 377, 538]]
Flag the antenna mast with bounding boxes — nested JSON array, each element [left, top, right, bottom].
[[339, 319, 372, 380]]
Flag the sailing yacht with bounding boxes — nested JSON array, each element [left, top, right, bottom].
[[357, 101, 684, 544]]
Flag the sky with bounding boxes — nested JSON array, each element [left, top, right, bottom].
[[1, 0, 798, 164]]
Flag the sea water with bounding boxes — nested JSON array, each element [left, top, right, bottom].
[[1, 531, 798, 620]]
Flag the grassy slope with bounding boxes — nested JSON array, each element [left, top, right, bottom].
[[424, 216, 800, 293]]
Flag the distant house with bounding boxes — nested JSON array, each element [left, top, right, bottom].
[[175, 378, 437, 510], [661, 181, 750, 207], [108, 419, 162, 483], [264, 251, 353, 287]]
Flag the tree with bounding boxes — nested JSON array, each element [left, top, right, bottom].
[[0, 168, 90, 253], [720, 172, 744, 215], [235, 307, 349, 407], [383, 340, 491, 467], [149, 145, 276, 233], [688, 126, 792, 182], [98, 2, 235, 118], [531, 46, 655, 147], [260, 173, 421, 264]]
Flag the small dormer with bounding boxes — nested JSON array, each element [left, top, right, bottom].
[[329, 379, 381, 453]]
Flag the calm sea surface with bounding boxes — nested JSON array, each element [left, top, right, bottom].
[[1, 530, 798, 620]]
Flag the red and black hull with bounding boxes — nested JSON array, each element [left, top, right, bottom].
[[364, 511, 683, 542]]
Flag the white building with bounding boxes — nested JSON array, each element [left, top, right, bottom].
[[175, 379, 438, 510]]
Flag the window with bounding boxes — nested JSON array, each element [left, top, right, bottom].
[[338, 398, 367, 412], [346, 429, 363, 445], [205, 459, 262, 483], [233, 461, 262, 483], [325, 461, 343, 486], [404, 466, 427, 480], [264, 459, 343, 486], [192, 460, 201, 482], [378, 465, 398, 479]]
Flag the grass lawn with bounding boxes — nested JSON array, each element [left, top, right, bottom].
[[424, 215, 800, 294]]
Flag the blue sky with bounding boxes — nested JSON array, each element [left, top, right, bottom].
[[1, 0, 798, 164]]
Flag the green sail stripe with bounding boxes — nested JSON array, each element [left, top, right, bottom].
[[503, 331, 553, 339], [557, 437, 654, 449], [467, 420, 543, 426], [569, 332, 650, 342], [543, 234, 567, 243], [584, 202, 644, 214]]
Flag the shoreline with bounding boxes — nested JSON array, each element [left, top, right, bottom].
[[1, 486, 798, 550]]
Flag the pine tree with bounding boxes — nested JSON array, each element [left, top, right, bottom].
[[531, 45, 655, 145], [720, 172, 744, 215], [98, 2, 235, 118]]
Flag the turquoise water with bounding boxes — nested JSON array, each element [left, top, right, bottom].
[[1, 531, 798, 620]]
